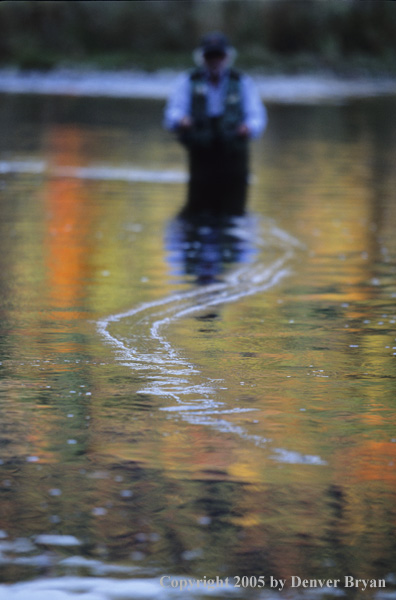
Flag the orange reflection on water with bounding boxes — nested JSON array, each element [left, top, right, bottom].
[[44, 126, 97, 327]]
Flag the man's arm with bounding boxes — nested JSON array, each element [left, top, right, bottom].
[[240, 75, 267, 139], [163, 73, 192, 131]]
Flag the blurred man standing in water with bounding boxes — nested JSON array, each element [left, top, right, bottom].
[[164, 32, 267, 218]]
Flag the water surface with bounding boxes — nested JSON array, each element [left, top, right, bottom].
[[0, 90, 396, 599]]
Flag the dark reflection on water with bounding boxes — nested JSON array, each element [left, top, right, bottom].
[[165, 215, 258, 285], [0, 92, 396, 597]]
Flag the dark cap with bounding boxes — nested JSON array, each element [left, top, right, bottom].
[[199, 32, 230, 56]]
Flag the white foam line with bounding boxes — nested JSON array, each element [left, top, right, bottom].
[[0, 160, 46, 174], [98, 279, 233, 359], [272, 448, 328, 465], [54, 165, 187, 183], [97, 282, 230, 370], [97, 222, 326, 464], [162, 407, 256, 415], [100, 279, 228, 326], [179, 415, 269, 447], [0, 159, 187, 183], [149, 255, 292, 348], [98, 285, 220, 336], [270, 224, 306, 249], [98, 231, 289, 432]]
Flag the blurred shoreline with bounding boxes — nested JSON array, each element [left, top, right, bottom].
[[1, 67, 396, 104]]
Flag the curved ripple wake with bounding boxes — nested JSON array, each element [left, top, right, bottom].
[[97, 217, 326, 465]]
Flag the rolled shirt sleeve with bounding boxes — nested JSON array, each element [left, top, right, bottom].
[[163, 73, 191, 131], [240, 75, 267, 139]]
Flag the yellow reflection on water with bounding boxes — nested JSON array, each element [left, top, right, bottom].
[[0, 95, 396, 587]]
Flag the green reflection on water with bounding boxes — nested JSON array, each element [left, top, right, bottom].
[[0, 93, 396, 594]]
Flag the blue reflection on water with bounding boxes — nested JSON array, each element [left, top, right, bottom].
[[165, 214, 258, 285]]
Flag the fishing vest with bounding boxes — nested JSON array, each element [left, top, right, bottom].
[[181, 68, 245, 150]]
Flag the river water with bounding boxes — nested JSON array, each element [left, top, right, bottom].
[[0, 76, 396, 600]]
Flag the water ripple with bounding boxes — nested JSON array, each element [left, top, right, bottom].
[[97, 217, 326, 465]]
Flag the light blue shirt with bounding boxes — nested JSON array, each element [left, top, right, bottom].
[[164, 69, 267, 139]]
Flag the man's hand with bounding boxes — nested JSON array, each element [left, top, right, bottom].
[[178, 116, 193, 129], [237, 124, 250, 138]]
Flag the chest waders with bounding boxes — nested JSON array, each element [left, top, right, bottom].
[[179, 69, 249, 218]]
